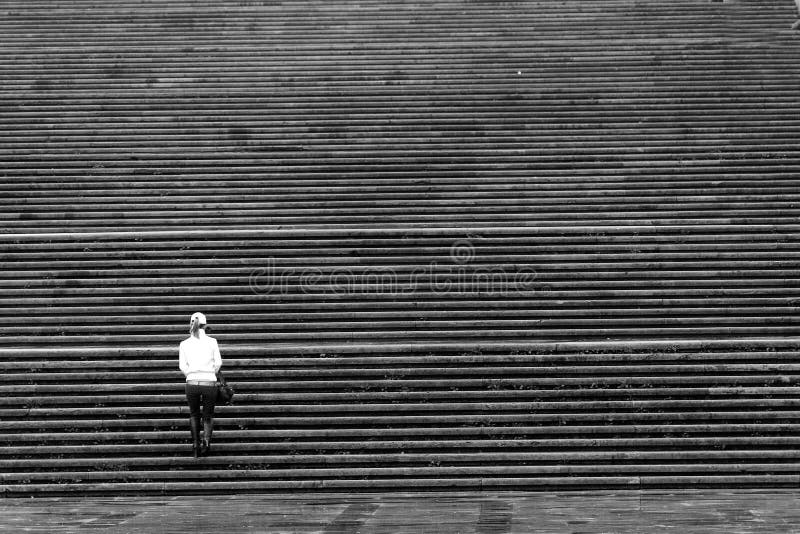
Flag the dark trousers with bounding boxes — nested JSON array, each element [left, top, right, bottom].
[[185, 383, 217, 422]]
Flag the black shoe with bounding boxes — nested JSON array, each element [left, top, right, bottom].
[[200, 439, 211, 457]]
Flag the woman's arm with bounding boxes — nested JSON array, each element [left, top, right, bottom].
[[212, 340, 222, 373], [179, 343, 189, 376]]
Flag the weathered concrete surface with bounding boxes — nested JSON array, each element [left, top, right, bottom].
[[2, 490, 799, 533]]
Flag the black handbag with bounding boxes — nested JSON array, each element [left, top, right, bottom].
[[216, 370, 234, 405]]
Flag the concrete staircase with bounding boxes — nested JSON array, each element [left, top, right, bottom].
[[2, 0, 800, 495]]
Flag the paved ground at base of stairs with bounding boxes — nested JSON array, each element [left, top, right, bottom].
[[2, 490, 799, 533]]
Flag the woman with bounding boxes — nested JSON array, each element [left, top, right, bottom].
[[179, 312, 222, 457]]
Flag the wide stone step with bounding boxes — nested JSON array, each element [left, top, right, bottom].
[[7, 475, 799, 496], [5, 411, 799, 437], [6, 450, 800, 467], [4, 465, 800, 485]]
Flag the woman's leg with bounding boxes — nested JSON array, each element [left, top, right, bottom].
[[185, 384, 203, 457], [199, 384, 218, 455]]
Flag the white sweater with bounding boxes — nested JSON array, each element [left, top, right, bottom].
[[179, 331, 222, 382]]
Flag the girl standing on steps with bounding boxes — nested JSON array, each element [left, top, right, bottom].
[[179, 312, 222, 458]]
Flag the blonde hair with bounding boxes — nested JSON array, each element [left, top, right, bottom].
[[189, 316, 205, 335]]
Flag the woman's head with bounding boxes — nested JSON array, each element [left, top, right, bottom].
[[189, 312, 207, 335]]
